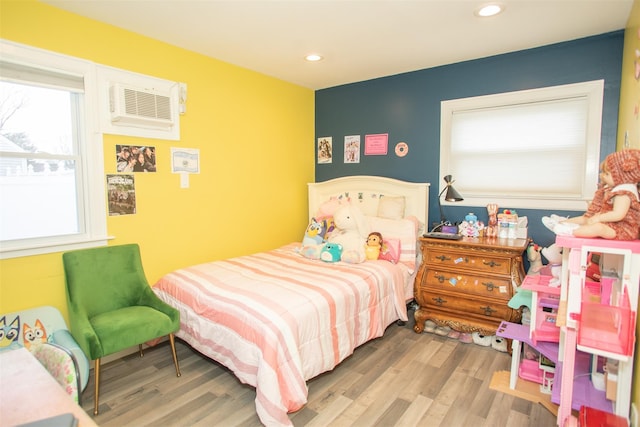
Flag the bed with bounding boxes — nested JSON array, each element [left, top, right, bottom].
[[153, 175, 429, 426]]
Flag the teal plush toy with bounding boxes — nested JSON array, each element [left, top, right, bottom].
[[320, 242, 343, 262]]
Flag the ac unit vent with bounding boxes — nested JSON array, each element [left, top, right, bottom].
[[109, 83, 174, 129]]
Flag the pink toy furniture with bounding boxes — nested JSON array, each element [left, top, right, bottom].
[[555, 236, 640, 427], [522, 274, 561, 344], [497, 236, 639, 427], [496, 321, 559, 393]]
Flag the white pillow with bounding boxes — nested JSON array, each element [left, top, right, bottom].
[[367, 215, 418, 273], [377, 196, 405, 220], [349, 192, 381, 217]]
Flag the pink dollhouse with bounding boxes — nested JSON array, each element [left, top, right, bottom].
[[496, 236, 639, 427]]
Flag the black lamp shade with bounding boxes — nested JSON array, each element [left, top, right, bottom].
[[444, 185, 463, 202], [441, 174, 464, 202], [435, 174, 464, 228]]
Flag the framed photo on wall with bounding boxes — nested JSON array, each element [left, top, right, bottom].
[[116, 145, 156, 172], [364, 133, 388, 155], [344, 135, 360, 163], [171, 148, 200, 174], [106, 174, 136, 216], [318, 137, 332, 164]]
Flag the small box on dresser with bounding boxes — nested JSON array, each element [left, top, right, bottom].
[[413, 236, 527, 335]]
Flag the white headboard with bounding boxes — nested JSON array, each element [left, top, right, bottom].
[[308, 175, 430, 229]]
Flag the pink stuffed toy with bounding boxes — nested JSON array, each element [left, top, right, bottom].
[[486, 203, 499, 237]]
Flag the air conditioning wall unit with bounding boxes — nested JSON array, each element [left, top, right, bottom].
[[109, 83, 174, 129]]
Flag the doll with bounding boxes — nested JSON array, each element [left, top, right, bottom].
[[543, 149, 640, 240], [365, 232, 383, 260], [486, 203, 499, 237]]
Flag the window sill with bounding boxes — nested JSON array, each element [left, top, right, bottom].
[[0, 236, 114, 260]]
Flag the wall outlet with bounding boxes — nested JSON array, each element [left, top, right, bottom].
[[632, 402, 639, 427]]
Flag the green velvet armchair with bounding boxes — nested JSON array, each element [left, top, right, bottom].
[[62, 243, 181, 415]]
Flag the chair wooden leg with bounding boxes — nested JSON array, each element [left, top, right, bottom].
[[169, 333, 181, 377], [139, 344, 144, 357], [93, 358, 101, 415]]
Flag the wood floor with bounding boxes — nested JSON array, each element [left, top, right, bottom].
[[80, 314, 558, 427]]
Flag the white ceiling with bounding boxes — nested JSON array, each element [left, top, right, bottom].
[[42, 0, 634, 90]]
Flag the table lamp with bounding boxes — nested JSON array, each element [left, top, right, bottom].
[[433, 174, 463, 232]]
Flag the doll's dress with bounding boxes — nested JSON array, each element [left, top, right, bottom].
[[600, 183, 640, 240], [584, 183, 607, 218]]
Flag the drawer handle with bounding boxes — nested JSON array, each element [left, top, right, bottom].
[[483, 260, 501, 268], [434, 274, 446, 283], [480, 306, 497, 316], [482, 282, 496, 291], [433, 296, 447, 306], [435, 255, 451, 262]]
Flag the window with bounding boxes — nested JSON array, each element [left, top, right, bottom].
[[439, 80, 604, 211], [0, 40, 107, 259]]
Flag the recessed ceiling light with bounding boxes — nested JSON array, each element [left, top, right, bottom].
[[305, 54, 323, 62], [475, 3, 504, 17]]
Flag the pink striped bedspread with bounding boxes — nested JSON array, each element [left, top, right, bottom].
[[153, 242, 410, 426]]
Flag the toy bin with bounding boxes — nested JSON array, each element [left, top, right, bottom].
[[577, 287, 635, 358], [519, 358, 544, 384], [578, 405, 629, 427]]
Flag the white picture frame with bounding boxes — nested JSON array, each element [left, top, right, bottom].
[[171, 147, 200, 174]]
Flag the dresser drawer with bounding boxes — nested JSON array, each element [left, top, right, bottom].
[[420, 269, 513, 300], [414, 236, 527, 335], [417, 290, 512, 320], [425, 250, 511, 276]]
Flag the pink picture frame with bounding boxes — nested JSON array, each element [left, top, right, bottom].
[[364, 133, 388, 155]]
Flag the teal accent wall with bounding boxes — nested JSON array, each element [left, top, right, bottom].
[[315, 31, 624, 249]]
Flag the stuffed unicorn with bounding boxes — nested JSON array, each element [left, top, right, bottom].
[[327, 202, 369, 263]]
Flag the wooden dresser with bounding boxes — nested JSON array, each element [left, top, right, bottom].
[[414, 236, 527, 335]]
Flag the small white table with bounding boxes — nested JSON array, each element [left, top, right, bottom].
[[0, 347, 98, 427]]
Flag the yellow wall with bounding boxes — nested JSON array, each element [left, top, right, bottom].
[[2, 0, 639, 418], [622, 0, 640, 416], [0, 0, 314, 318], [618, 0, 640, 150]]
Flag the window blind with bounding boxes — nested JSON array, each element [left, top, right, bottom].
[[0, 60, 84, 92], [449, 97, 589, 198]]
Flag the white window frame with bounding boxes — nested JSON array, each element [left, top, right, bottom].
[[439, 80, 604, 211], [0, 40, 109, 259]]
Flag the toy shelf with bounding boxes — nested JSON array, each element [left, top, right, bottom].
[[496, 321, 559, 390], [495, 320, 613, 417], [554, 236, 640, 427], [575, 286, 635, 360], [493, 237, 639, 426], [521, 273, 562, 292], [521, 274, 561, 345], [551, 353, 613, 414]]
